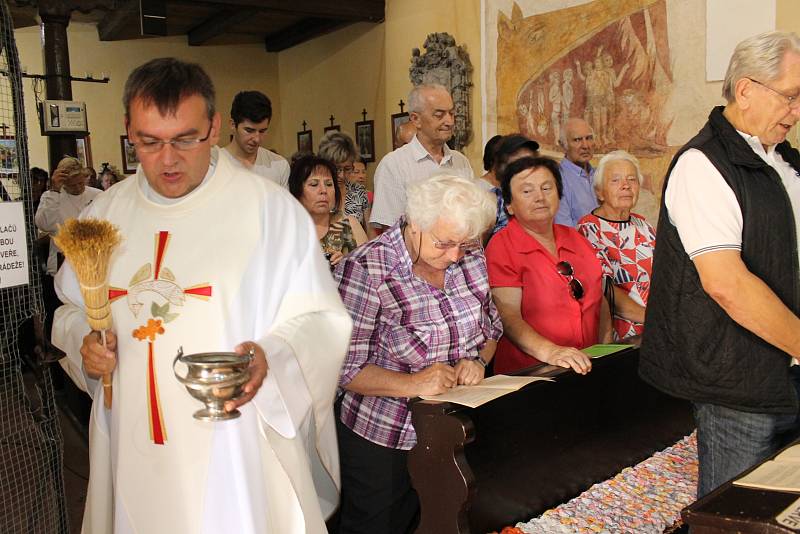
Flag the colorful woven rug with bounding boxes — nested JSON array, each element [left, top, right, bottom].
[[491, 432, 697, 534]]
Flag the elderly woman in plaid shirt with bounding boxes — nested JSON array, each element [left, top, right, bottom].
[[332, 174, 503, 534]]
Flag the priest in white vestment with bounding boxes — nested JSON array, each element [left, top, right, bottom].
[[51, 57, 351, 534]]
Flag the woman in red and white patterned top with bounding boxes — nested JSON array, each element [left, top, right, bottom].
[[578, 150, 656, 340]]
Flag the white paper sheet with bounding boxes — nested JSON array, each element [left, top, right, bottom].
[[706, 0, 776, 81]]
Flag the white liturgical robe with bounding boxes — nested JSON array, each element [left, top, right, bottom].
[[52, 148, 351, 534]]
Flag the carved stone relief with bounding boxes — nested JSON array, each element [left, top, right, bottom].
[[409, 32, 473, 151]]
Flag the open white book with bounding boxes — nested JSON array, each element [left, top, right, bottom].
[[733, 444, 800, 493], [418, 374, 554, 408]]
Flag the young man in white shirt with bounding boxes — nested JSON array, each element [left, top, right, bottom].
[[223, 90, 289, 188]]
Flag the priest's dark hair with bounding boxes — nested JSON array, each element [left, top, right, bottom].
[[123, 57, 216, 120], [230, 91, 273, 125], [288, 155, 342, 213], [499, 156, 563, 206]]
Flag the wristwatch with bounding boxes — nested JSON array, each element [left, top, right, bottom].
[[474, 356, 489, 368]]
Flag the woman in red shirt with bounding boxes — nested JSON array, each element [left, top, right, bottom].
[[486, 156, 612, 374]]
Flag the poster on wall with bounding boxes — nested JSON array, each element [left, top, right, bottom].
[[483, 0, 690, 225], [0, 136, 18, 174], [0, 202, 29, 289]]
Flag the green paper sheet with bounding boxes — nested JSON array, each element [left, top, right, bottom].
[[582, 344, 634, 358]]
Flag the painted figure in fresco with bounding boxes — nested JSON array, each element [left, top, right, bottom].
[[535, 79, 548, 136], [548, 70, 562, 146], [599, 51, 630, 144], [591, 54, 610, 146], [562, 67, 574, 124], [615, 89, 667, 155], [518, 102, 529, 136], [575, 60, 598, 138], [537, 117, 549, 137], [518, 92, 535, 138], [536, 78, 546, 114]]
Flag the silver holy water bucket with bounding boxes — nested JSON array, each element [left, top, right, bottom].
[[172, 346, 253, 421]]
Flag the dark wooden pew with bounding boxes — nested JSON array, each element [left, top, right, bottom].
[[408, 346, 695, 534]]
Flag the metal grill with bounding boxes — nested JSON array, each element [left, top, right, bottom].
[[0, 1, 69, 532]]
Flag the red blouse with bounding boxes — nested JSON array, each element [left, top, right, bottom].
[[486, 217, 605, 374]]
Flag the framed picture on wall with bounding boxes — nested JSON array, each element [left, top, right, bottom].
[[76, 136, 93, 169], [120, 135, 139, 174], [355, 120, 375, 162], [391, 112, 410, 150], [297, 129, 313, 154], [0, 136, 18, 174], [323, 124, 341, 134]]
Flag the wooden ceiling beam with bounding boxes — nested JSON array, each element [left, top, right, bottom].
[[264, 17, 350, 52], [189, 0, 384, 22], [187, 7, 258, 46], [96, 0, 138, 41]]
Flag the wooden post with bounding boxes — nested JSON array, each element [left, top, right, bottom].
[[39, 0, 76, 173]]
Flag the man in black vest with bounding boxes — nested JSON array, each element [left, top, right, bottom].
[[641, 31, 800, 498]]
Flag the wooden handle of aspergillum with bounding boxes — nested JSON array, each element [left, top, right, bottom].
[[101, 329, 112, 409], [102, 373, 112, 408]]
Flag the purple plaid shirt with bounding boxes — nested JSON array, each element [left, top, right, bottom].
[[333, 219, 503, 450]]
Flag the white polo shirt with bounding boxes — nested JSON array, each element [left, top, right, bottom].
[[370, 135, 474, 227], [666, 130, 800, 260], [223, 145, 289, 188]]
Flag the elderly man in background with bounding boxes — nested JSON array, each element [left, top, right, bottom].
[[52, 57, 351, 533], [370, 84, 473, 230], [223, 90, 289, 187], [555, 117, 597, 227], [641, 31, 800, 498]]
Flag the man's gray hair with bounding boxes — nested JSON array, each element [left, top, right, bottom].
[[722, 31, 800, 102], [405, 174, 495, 239], [593, 149, 644, 192], [318, 131, 358, 165], [408, 84, 451, 113]]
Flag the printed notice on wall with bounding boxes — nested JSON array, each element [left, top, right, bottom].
[[776, 496, 800, 530], [0, 202, 29, 289]]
